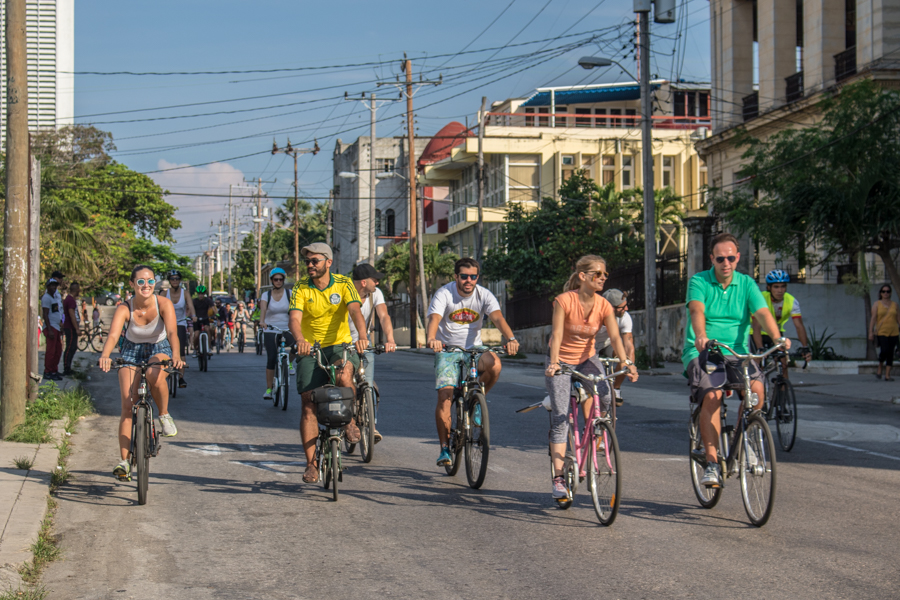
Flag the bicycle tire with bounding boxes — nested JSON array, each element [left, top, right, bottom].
[[330, 438, 340, 501], [775, 380, 798, 452], [553, 426, 577, 510], [445, 398, 463, 476], [256, 331, 263, 355], [321, 436, 331, 490], [199, 336, 208, 372], [90, 335, 104, 353], [135, 406, 150, 506], [359, 386, 376, 464], [273, 372, 281, 408], [588, 420, 621, 525], [238, 330, 245, 353], [78, 336, 89, 351], [740, 413, 777, 527], [168, 372, 177, 399], [464, 391, 490, 489], [689, 412, 722, 508], [280, 355, 290, 411]]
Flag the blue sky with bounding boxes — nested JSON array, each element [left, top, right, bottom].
[[73, 0, 712, 256]]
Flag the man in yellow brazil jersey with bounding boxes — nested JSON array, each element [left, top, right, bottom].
[[289, 243, 369, 484]]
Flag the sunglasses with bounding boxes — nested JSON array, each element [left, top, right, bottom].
[[272, 277, 285, 283], [881, 289, 891, 294], [168, 276, 181, 281], [458, 273, 479, 281], [135, 278, 156, 287], [586, 270, 609, 281], [714, 255, 738, 264], [304, 258, 325, 266]]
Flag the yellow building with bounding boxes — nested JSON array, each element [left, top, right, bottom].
[[420, 80, 711, 260]]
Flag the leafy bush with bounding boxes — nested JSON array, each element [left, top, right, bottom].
[[5, 384, 94, 444]]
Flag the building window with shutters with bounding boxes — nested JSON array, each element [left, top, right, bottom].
[[602, 156, 615, 186], [622, 155, 634, 189], [662, 156, 674, 188], [375, 209, 382, 235], [385, 209, 395, 237], [508, 154, 541, 202], [562, 155, 575, 182]]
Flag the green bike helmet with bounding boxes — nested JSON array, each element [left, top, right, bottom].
[[195, 284, 207, 294]]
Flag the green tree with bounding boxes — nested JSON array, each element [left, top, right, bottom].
[[376, 241, 459, 298], [623, 186, 686, 242]]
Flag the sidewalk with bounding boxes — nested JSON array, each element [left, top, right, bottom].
[[0, 350, 90, 591]]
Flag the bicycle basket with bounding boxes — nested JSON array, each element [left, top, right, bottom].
[[310, 385, 355, 427]]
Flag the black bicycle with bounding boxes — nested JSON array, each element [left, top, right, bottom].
[[111, 358, 176, 505], [78, 320, 105, 352], [256, 327, 264, 355], [761, 347, 807, 452], [236, 322, 247, 353], [344, 345, 385, 463], [689, 340, 782, 527], [267, 326, 293, 411], [441, 345, 506, 489]]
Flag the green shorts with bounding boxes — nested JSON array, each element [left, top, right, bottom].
[[296, 344, 360, 394]]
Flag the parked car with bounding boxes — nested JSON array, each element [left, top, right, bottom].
[[213, 294, 238, 305], [92, 290, 121, 306]]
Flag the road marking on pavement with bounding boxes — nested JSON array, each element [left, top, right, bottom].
[[488, 464, 509, 473], [507, 382, 544, 389], [242, 444, 266, 456], [644, 457, 688, 461], [231, 460, 306, 477], [805, 439, 900, 462], [187, 444, 222, 456]]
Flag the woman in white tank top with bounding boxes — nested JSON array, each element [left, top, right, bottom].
[[164, 270, 196, 388], [259, 267, 295, 400], [98, 265, 185, 481]]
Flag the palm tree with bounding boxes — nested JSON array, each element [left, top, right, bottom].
[[376, 241, 459, 299], [624, 186, 685, 242]]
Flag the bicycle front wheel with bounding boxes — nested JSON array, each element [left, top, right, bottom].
[[775, 380, 798, 452], [330, 438, 340, 501], [445, 398, 463, 476], [740, 414, 777, 527], [135, 406, 150, 506], [77, 336, 89, 351], [90, 334, 104, 353], [587, 420, 621, 525], [359, 386, 376, 464], [168, 372, 177, 399], [464, 391, 490, 489], [689, 411, 722, 508], [238, 330, 245, 353], [256, 331, 263, 355], [280, 355, 290, 411]]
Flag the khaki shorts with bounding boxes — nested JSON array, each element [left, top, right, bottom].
[[686, 355, 763, 404]]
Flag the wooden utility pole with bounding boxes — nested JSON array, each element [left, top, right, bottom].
[[638, 8, 658, 365], [475, 96, 487, 262], [255, 177, 262, 299], [2, 0, 30, 437], [26, 158, 40, 402], [326, 189, 333, 246], [271, 139, 319, 281], [404, 60, 418, 346]]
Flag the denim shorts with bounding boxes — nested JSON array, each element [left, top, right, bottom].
[[120, 338, 172, 365], [434, 348, 486, 390]]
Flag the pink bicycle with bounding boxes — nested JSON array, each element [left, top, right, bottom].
[[518, 359, 630, 526]]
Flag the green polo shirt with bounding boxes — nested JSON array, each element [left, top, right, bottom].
[[681, 268, 768, 369]]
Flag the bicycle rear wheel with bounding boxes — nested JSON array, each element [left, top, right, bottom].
[[78, 336, 89, 351], [740, 414, 777, 527], [330, 438, 340, 501], [238, 330, 245, 353], [280, 355, 290, 411], [775, 380, 798, 452], [90, 334, 104, 353], [256, 331, 263, 355], [689, 411, 722, 508], [587, 420, 621, 525], [135, 406, 150, 505], [464, 391, 490, 489], [445, 398, 463, 476], [359, 386, 376, 463]]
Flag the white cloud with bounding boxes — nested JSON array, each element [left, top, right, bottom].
[[151, 160, 253, 256]]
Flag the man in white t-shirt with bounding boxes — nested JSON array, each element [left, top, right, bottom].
[[349, 263, 397, 443], [426, 257, 519, 468], [41, 278, 64, 380], [595, 289, 634, 407]]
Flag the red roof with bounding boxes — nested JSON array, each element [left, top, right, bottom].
[[418, 121, 472, 168]]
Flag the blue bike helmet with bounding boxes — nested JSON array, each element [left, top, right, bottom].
[[765, 269, 790, 284], [269, 267, 287, 280]]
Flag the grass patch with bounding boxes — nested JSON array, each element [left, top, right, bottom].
[[5, 384, 94, 444], [18, 500, 59, 584], [49, 466, 69, 490], [635, 346, 663, 370], [0, 586, 48, 599], [12, 456, 34, 470]]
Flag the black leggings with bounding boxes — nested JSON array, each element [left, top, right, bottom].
[[63, 327, 77, 372], [877, 335, 899, 366], [264, 331, 296, 370]]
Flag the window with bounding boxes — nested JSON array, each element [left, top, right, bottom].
[[625, 108, 637, 127], [581, 155, 595, 180], [594, 108, 607, 127], [575, 108, 592, 127], [601, 156, 615, 186], [555, 106, 567, 127], [562, 155, 576, 182], [385, 209, 395, 237], [375, 209, 382, 235], [610, 108, 622, 128], [698, 166, 708, 209], [508, 154, 541, 202], [377, 158, 395, 173], [524, 107, 534, 127], [662, 156, 674, 188], [622, 155, 634, 189], [538, 107, 550, 127]]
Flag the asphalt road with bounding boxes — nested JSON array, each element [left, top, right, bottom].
[[43, 346, 900, 599]]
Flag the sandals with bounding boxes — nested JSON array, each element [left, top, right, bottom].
[[345, 420, 361, 444], [302, 462, 319, 483]]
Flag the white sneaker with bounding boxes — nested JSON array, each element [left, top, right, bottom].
[[263, 388, 273, 400], [158, 414, 177, 437]]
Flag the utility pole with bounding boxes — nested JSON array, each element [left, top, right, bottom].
[[256, 177, 262, 300], [2, 0, 29, 437], [475, 96, 488, 262], [227, 186, 233, 294], [216, 226, 222, 289], [637, 3, 658, 365], [326, 189, 333, 246], [207, 241, 213, 293], [271, 138, 319, 281]]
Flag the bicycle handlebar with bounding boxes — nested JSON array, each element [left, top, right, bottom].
[[441, 345, 509, 356], [707, 339, 786, 362], [107, 358, 179, 373], [557, 362, 631, 383]]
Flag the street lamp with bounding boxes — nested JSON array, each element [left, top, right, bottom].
[[579, 45, 658, 365], [338, 172, 359, 180]]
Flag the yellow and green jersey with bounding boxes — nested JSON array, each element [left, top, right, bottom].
[[289, 273, 361, 346]]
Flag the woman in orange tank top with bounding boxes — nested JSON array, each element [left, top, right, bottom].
[[869, 284, 900, 380]]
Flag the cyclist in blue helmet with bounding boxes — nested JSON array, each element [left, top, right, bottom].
[[259, 267, 293, 400], [752, 269, 811, 379]]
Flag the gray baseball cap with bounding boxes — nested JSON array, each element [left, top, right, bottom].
[[301, 242, 333, 260], [603, 288, 627, 307]]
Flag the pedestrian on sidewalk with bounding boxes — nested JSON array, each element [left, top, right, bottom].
[[92, 300, 100, 330], [41, 278, 64, 380], [596, 288, 635, 407], [62, 281, 82, 376], [869, 284, 900, 381]]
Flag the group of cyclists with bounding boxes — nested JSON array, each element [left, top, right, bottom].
[[96, 233, 815, 501]]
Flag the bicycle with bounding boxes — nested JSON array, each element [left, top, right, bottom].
[[760, 347, 807, 452], [78, 321, 105, 352], [110, 358, 176, 505], [344, 344, 386, 463], [236, 322, 247, 353], [267, 326, 293, 411], [197, 328, 211, 372], [255, 326, 264, 355], [223, 325, 232, 352], [440, 345, 506, 489], [689, 340, 782, 527], [308, 341, 358, 501], [517, 360, 631, 525]]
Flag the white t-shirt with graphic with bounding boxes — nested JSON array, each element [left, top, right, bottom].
[[41, 292, 62, 331], [349, 287, 385, 342], [596, 310, 633, 349], [427, 282, 501, 348]]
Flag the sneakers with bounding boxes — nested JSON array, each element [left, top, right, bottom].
[[178, 377, 187, 389], [552, 476, 567, 499], [113, 460, 131, 481], [263, 388, 273, 400], [614, 389, 624, 407], [158, 414, 177, 437], [700, 462, 723, 488], [289, 362, 295, 374], [43, 372, 62, 381], [437, 446, 452, 466], [373, 429, 383, 444], [473, 402, 482, 427]]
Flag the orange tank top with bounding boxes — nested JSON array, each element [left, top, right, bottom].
[[551, 291, 613, 364]]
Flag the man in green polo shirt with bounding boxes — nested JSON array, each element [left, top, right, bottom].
[[683, 232, 790, 488]]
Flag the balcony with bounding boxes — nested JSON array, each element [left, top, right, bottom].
[[835, 47, 857, 83], [486, 112, 710, 131], [742, 92, 759, 121], [785, 71, 804, 104]]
